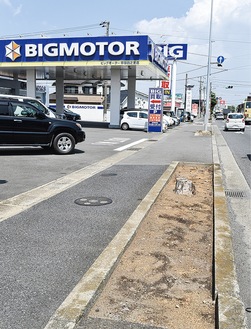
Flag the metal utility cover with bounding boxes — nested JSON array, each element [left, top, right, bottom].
[[74, 196, 112, 206]]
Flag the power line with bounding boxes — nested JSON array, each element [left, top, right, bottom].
[[1, 23, 250, 45], [0, 24, 101, 39]]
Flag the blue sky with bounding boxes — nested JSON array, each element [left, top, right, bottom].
[[0, 0, 194, 37], [0, 0, 250, 106]]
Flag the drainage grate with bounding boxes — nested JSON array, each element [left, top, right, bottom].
[[225, 190, 248, 198], [100, 173, 117, 177], [75, 197, 112, 206], [128, 147, 141, 151]]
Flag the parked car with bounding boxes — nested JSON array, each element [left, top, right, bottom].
[[0, 99, 85, 154], [224, 113, 245, 131], [49, 106, 81, 121], [180, 111, 192, 122], [163, 114, 174, 127], [121, 110, 148, 130], [172, 116, 181, 125], [120, 110, 168, 132], [64, 108, 81, 121], [215, 112, 224, 120], [163, 111, 180, 126], [0, 94, 57, 118]]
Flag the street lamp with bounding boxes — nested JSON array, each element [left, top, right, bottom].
[[204, 0, 214, 131]]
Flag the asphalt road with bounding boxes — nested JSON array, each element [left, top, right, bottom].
[[0, 128, 150, 201], [214, 119, 251, 188], [0, 122, 214, 329], [1, 120, 250, 329]]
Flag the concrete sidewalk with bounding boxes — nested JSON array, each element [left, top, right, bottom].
[[42, 121, 248, 329]]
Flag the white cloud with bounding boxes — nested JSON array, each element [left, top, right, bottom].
[[0, 0, 22, 16], [0, 0, 12, 6], [135, 0, 251, 105], [13, 3, 22, 16]]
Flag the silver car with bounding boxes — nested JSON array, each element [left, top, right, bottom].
[[215, 112, 224, 120]]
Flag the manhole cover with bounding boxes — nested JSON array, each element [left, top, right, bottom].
[[74, 197, 112, 206], [0, 180, 7, 184]]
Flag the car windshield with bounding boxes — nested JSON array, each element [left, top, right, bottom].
[[126, 112, 137, 118], [139, 112, 148, 119], [246, 101, 251, 109], [27, 99, 50, 113], [229, 114, 243, 119]]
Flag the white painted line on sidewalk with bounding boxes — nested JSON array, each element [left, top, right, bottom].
[[0, 137, 155, 223], [114, 138, 147, 151], [0, 150, 137, 223]]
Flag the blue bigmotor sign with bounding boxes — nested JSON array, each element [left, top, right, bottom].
[[0, 36, 150, 63]]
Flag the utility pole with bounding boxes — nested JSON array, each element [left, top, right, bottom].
[[100, 21, 110, 36], [199, 76, 202, 118], [103, 80, 108, 121], [204, 0, 214, 131], [184, 73, 188, 115], [100, 21, 110, 120], [171, 59, 177, 115]]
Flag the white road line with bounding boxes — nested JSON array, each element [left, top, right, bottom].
[[92, 137, 130, 146], [115, 138, 147, 151], [92, 141, 119, 144]]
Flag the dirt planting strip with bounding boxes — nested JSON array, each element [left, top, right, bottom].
[[85, 163, 215, 329]]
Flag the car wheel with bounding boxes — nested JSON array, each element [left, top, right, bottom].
[[224, 127, 228, 131], [121, 122, 129, 130], [53, 133, 75, 154], [241, 128, 245, 132]]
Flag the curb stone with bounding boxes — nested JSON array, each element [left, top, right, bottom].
[[212, 128, 247, 329]]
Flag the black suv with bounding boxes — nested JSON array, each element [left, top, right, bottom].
[[0, 99, 85, 154]]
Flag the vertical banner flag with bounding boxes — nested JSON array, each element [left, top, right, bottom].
[[186, 89, 192, 112], [148, 88, 163, 133]]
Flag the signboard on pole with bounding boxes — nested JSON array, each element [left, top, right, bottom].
[[186, 89, 192, 112], [161, 64, 172, 89], [217, 56, 225, 64], [148, 88, 163, 133]]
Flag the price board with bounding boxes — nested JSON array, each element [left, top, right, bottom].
[[148, 88, 163, 133]]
